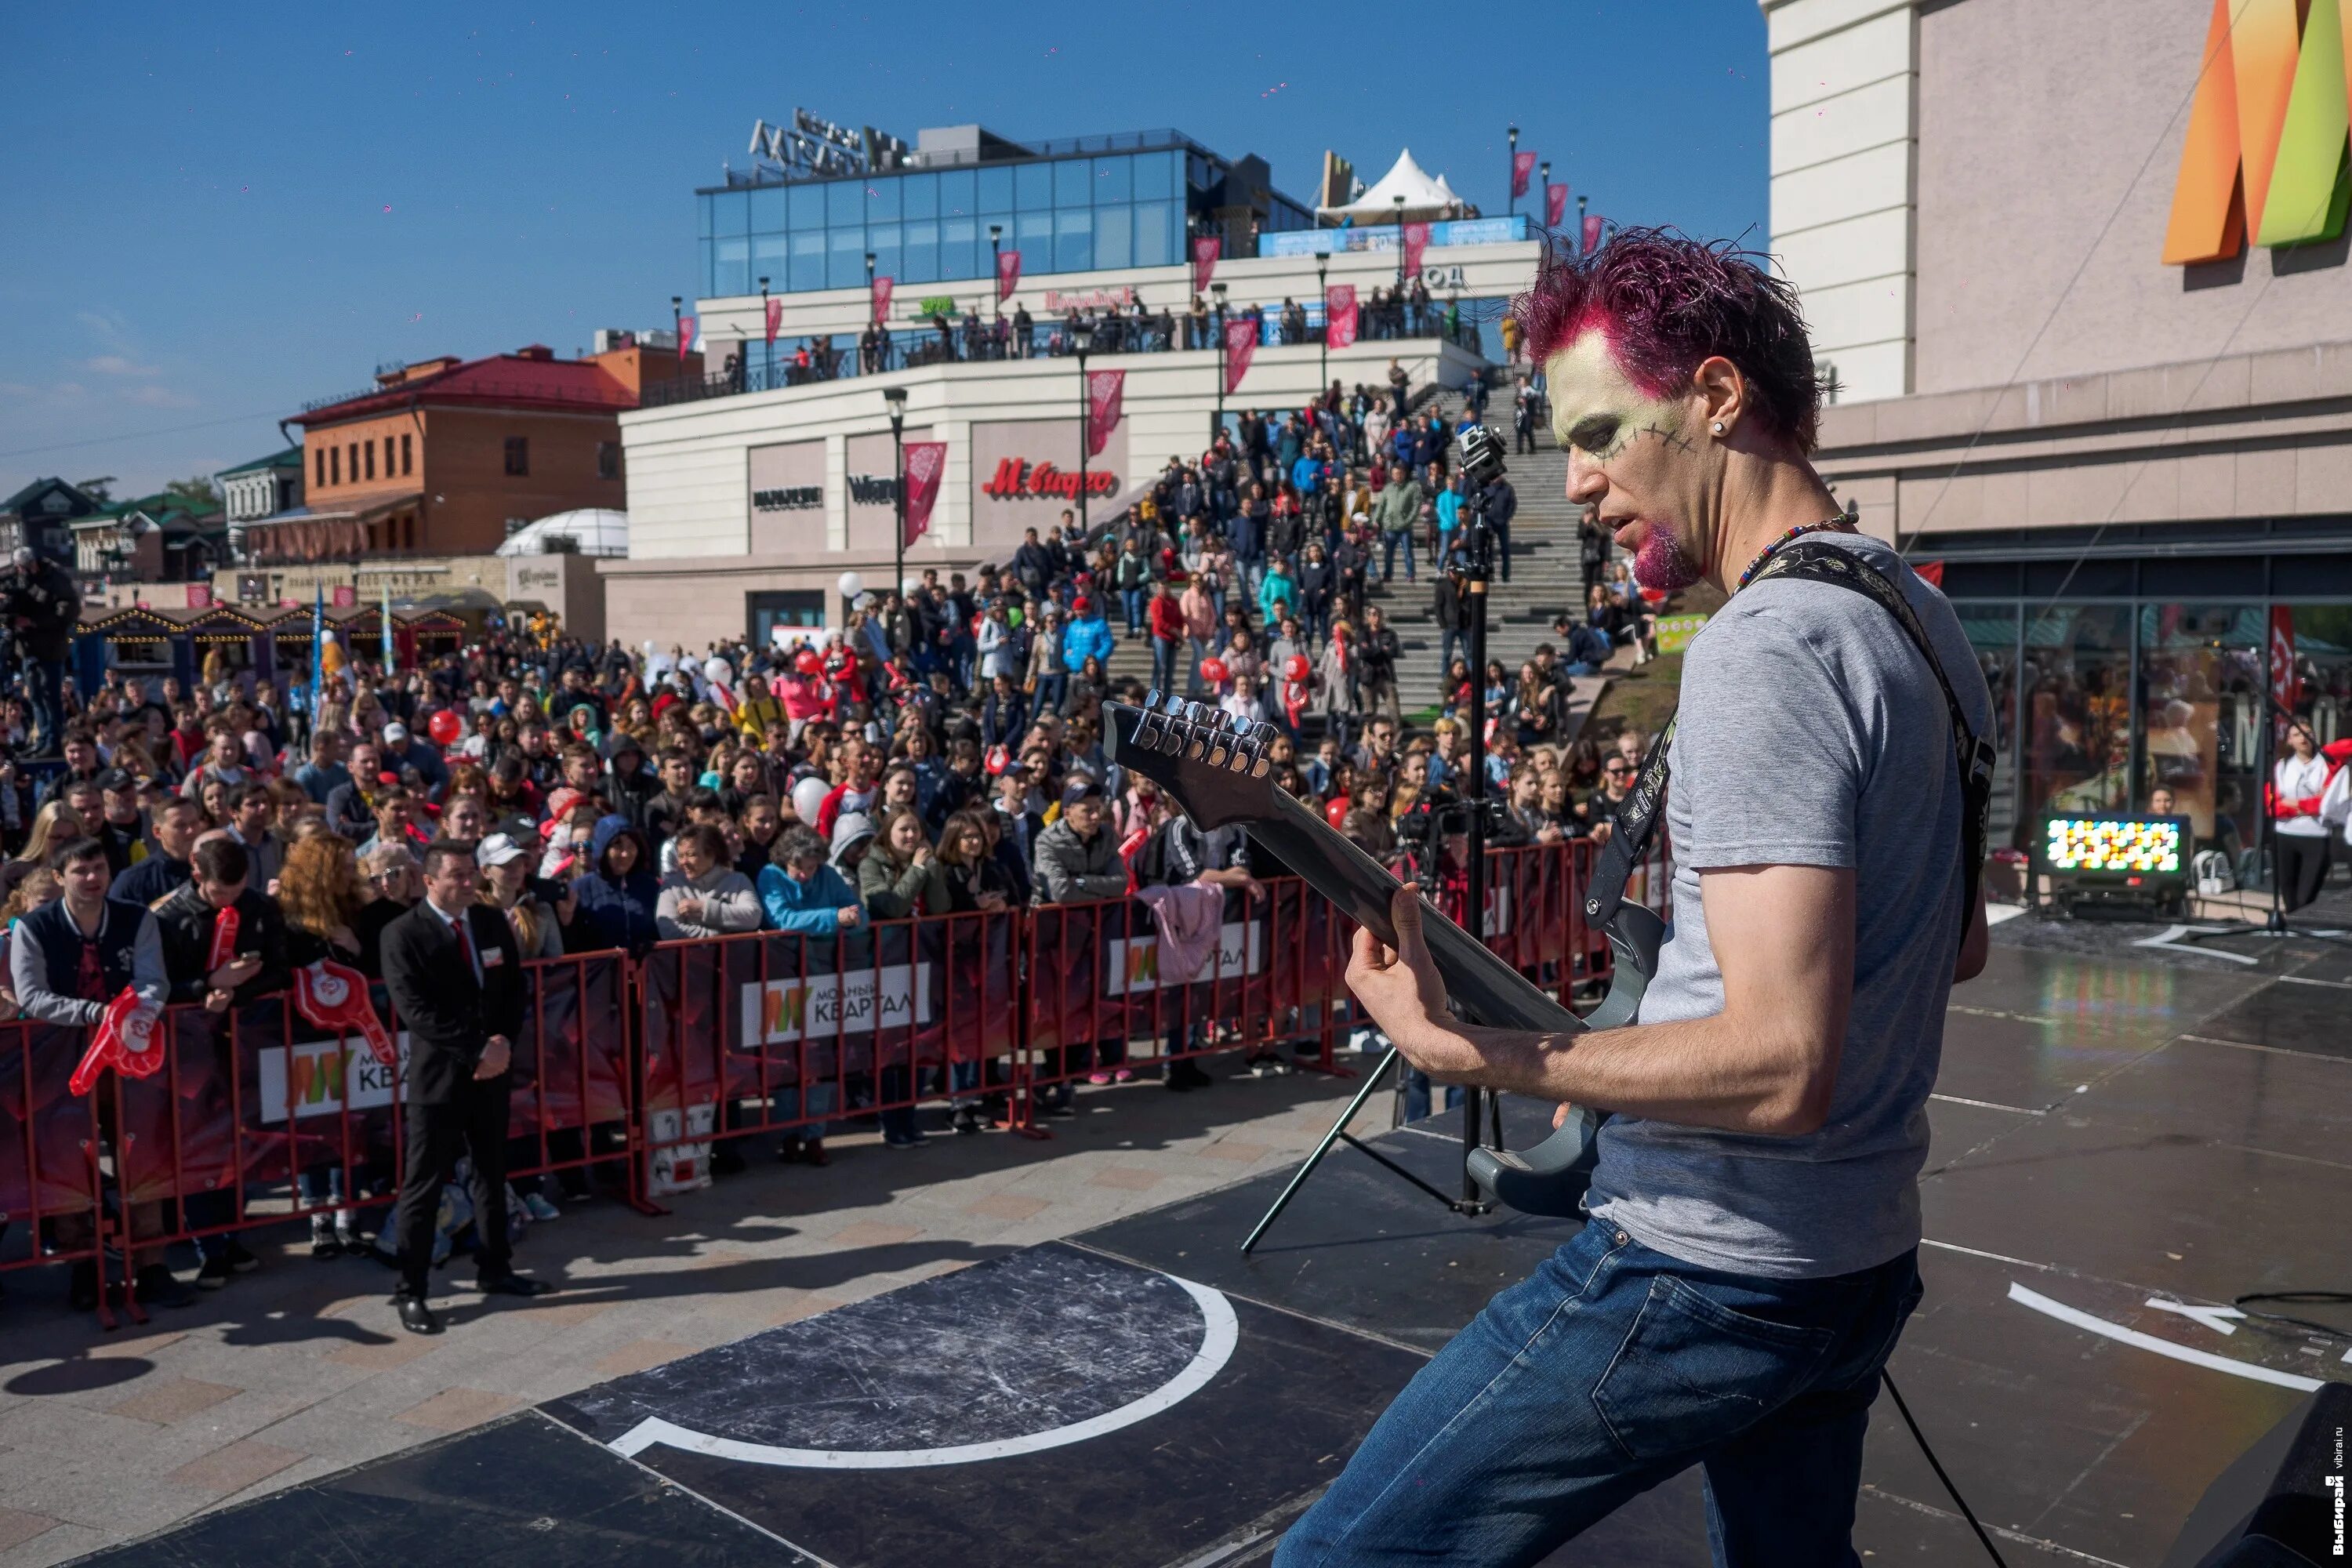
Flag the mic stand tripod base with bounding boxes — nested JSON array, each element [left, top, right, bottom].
[[1241, 1045, 1495, 1254]]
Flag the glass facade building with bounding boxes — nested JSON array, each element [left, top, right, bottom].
[[1932, 527, 2352, 867], [697, 129, 1315, 299]]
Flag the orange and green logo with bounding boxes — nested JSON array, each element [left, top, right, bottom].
[[2165, 0, 2352, 263]]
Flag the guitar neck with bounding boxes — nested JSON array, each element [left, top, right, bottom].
[[1246, 789, 1584, 1036]]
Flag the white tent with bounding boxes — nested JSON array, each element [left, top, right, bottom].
[[495, 508, 628, 558], [1316, 148, 1472, 223]]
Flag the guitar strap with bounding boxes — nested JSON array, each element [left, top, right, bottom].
[[1582, 540, 1996, 940]]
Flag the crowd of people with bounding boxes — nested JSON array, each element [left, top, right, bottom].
[[0, 372, 1692, 1313], [714, 282, 1483, 395]]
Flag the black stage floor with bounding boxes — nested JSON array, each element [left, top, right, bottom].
[[73, 938, 2352, 1567]]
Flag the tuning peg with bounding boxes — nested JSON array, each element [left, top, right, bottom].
[[1250, 723, 1280, 747], [1163, 691, 1188, 713], [1144, 688, 1163, 710]]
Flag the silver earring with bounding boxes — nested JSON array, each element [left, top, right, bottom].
[[1711, 420, 1727, 435]]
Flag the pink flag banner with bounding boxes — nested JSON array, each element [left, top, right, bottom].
[[1222, 316, 1258, 395], [1324, 285, 1359, 350], [1086, 369, 1126, 459], [677, 318, 696, 361], [1192, 235, 1221, 296], [1401, 222, 1430, 281], [870, 275, 894, 323], [996, 249, 1022, 303], [1512, 151, 1537, 199], [1546, 183, 1570, 227], [902, 441, 947, 547], [1582, 214, 1603, 253], [764, 298, 782, 343]]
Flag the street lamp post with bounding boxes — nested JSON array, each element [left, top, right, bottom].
[[670, 295, 683, 361], [1506, 124, 1519, 216], [1538, 160, 1551, 230], [1072, 321, 1095, 538], [1316, 252, 1329, 395], [758, 276, 771, 390], [1577, 194, 1588, 252], [989, 224, 1004, 335], [884, 385, 909, 603], [1210, 281, 1229, 445], [1393, 195, 1408, 336]]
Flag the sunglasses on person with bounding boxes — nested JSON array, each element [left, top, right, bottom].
[[1604, 762, 1635, 776]]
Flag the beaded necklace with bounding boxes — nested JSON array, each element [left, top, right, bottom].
[[1733, 519, 1853, 593]]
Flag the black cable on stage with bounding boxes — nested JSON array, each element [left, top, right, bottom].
[[2232, 1289, 2352, 1341], [1882, 1371, 2011, 1568]]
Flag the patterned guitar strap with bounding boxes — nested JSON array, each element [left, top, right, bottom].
[[1583, 539, 1996, 938]]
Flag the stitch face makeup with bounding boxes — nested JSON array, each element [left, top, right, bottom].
[[1544, 331, 1706, 593]]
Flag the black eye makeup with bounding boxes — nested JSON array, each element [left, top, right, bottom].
[[1568, 416, 1625, 459]]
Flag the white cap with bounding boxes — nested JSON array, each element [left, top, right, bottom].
[[383, 720, 409, 742], [475, 832, 528, 869]]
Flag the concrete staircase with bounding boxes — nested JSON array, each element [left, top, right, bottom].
[[1096, 383, 1630, 737]]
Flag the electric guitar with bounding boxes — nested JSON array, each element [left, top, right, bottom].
[[1102, 696, 1664, 1218]]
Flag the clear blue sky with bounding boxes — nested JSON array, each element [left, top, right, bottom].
[[0, 1, 1768, 501]]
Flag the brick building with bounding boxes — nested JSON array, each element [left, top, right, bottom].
[[258, 343, 699, 566]]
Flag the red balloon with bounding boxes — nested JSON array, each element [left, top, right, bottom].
[[1324, 797, 1351, 829], [1284, 654, 1311, 683], [793, 648, 824, 677], [426, 710, 464, 748], [1639, 587, 1667, 604], [1200, 657, 1230, 684]]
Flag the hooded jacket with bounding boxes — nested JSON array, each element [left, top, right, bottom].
[[570, 818, 660, 953]]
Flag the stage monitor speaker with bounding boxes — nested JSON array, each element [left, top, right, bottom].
[[2159, 1382, 2348, 1568]]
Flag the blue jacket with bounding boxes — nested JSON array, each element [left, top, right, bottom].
[[758, 862, 862, 935], [1290, 454, 1324, 494], [1062, 615, 1115, 673], [1436, 488, 1463, 532], [571, 818, 660, 953]]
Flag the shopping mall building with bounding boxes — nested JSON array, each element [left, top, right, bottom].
[[1767, 0, 2352, 855], [608, 119, 1528, 649]]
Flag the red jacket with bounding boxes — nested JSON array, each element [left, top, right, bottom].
[[1148, 594, 1186, 641]]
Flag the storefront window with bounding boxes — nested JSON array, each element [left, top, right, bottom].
[[2022, 604, 2132, 825], [2284, 604, 2352, 747], [1054, 158, 1090, 207], [1015, 162, 1051, 210], [751, 234, 786, 286], [748, 187, 786, 233], [2134, 604, 2262, 848], [1056, 208, 1092, 271], [1955, 605, 2020, 848], [865, 180, 899, 221], [827, 180, 862, 227]]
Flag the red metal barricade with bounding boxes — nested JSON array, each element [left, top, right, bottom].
[[16, 840, 1642, 1320]]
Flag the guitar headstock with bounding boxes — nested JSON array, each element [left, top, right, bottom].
[[1102, 695, 1287, 832]]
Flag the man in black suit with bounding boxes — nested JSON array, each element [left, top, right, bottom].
[[379, 840, 551, 1334]]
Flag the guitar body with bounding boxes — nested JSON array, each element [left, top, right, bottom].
[[1104, 699, 1663, 1218]]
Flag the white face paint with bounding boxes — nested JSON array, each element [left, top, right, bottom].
[[1544, 330, 1704, 593]]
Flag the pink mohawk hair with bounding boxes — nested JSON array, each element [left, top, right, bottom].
[[1511, 227, 1823, 453]]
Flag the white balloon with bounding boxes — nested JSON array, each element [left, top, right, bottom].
[[641, 639, 659, 657], [837, 571, 863, 600], [790, 776, 830, 826], [702, 656, 732, 687]]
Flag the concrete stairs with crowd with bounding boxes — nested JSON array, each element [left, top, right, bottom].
[[1091, 374, 1632, 746]]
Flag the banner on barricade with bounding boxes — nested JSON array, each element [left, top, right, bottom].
[[739, 962, 935, 1044], [255, 1032, 412, 1123], [1103, 920, 1262, 995]]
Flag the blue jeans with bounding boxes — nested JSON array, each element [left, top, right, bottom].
[[1278, 1221, 1923, 1567], [1152, 636, 1182, 695], [1121, 587, 1148, 638], [1380, 532, 1414, 583], [1033, 671, 1067, 716]]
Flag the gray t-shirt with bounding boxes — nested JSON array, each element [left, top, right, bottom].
[[1585, 533, 1994, 1279]]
